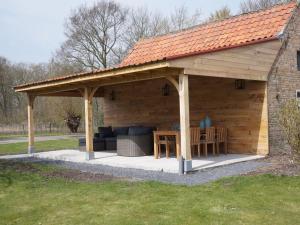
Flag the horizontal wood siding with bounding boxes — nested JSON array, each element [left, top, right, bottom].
[[102, 76, 268, 155], [170, 40, 281, 81]]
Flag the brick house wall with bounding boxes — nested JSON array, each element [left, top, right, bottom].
[[268, 6, 300, 154]]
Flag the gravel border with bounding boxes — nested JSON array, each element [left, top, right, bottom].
[[9, 157, 269, 186]]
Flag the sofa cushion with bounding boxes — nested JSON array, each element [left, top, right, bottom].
[[98, 126, 113, 138], [78, 138, 105, 144], [128, 126, 154, 136], [93, 138, 106, 143], [105, 137, 117, 142], [113, 127, 129, 136]]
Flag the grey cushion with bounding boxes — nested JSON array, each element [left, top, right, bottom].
[[105, 137, 117, 142], [113, 127, 129, 136], [98, 126, 113, 138], [128, 126, 154, 136]]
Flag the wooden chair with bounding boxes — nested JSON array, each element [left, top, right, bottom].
[[216, 127, 227, 155], [157, 136, 174, 158], [200, 127, 216, 156], [190, 127, 201, 157]]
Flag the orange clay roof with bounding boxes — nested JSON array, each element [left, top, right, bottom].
[[120, 1, 297, 67]]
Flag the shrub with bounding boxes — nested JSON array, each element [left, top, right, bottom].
[[278, 99, 300, 162]]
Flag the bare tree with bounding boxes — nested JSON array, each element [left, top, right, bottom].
[[208, 6, 232, 22], [0, 1, 205, 129], [123, 8, 169, 51], [169, 5, 202, 31], [124, 5, 201, 47], [59, 0, 128, 70], [0, 57, 12, 119], [240, 0, 292, 13]]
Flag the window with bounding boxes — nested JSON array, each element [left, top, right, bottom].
[[297, 90, 300, 99], [296, 90, 300, 107], [297, 51, 300, 71]]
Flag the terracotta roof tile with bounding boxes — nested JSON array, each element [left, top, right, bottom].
[[120, 2, 297, 66]]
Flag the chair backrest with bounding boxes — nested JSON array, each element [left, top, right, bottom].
[[205, 127, 216, 142], [190, 127, 201, 145], [216, 127, 227, 142]]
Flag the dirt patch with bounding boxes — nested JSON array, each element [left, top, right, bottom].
[[0, 160, 40, 173], [0, 160, 129, 183], [247, 153, 300, 176], [41, 169, 125, 183]]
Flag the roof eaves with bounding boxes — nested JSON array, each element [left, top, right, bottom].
[[14, 59, 169, 92]]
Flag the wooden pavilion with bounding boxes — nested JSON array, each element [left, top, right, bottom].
[[14, 2, 297, 172]]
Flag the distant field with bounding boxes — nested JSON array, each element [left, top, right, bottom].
[[0, 132, 66, 139], [0, 139, 78, 155]]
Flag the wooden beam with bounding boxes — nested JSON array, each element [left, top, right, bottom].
[[84, 87, 98, 160], [166, 76, 179, 92], [27, 94, 35, 154], [183, 68, 267, 81], [25, 70, 180, 97], [15, 62, 174, 92], [179, 73, 192, 172]]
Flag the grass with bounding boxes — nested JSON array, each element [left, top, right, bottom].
[[0, 160, 299, 225], [0, 132, 71, 140], [0, 139, 78, 155]]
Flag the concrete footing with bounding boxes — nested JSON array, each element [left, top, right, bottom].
[[184, 160, 193, 173], [85, 152, 95, 160], [28, 146, 35, 154]]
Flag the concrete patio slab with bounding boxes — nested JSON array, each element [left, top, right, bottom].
[[0, 150, 265, 174]]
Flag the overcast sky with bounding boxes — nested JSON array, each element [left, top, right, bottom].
[[0, 0, 241, 64]]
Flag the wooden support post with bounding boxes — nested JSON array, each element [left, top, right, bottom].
[[84, 87, 98, 160], [27, 94, 35, 154], [179, 73, 192, 173]]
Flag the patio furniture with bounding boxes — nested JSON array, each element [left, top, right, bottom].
[[200, 127, 216, 156], [79, 126, 119, 151], [157, 136, 174, 158], [117, 126, 155, 157], [105, 137, 117, 150], [78, 138, 105, 152], [153, 130, 180, 159], [216, 127, 228, 154], [190, 127, 201, 158], [104, 127, 130, 151]]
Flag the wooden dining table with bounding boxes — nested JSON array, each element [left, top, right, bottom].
[[153, 130, 180, 159]]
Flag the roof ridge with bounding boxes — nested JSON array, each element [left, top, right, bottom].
[[136, 1, 297, 44]]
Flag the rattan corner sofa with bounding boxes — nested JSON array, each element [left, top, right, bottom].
[[78, 126, 155, 157]]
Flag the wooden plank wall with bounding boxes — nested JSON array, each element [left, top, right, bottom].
[[170, 40, 281, 81], [101, 76, 268, 155]]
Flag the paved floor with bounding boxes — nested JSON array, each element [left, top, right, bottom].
[[0, 149, 265, 173], [0, 135, 83, 144]]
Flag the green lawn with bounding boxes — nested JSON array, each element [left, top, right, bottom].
[[0, 160, 299, 225], [0, 139, 78, 155], [0, 132, 69, 140]]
